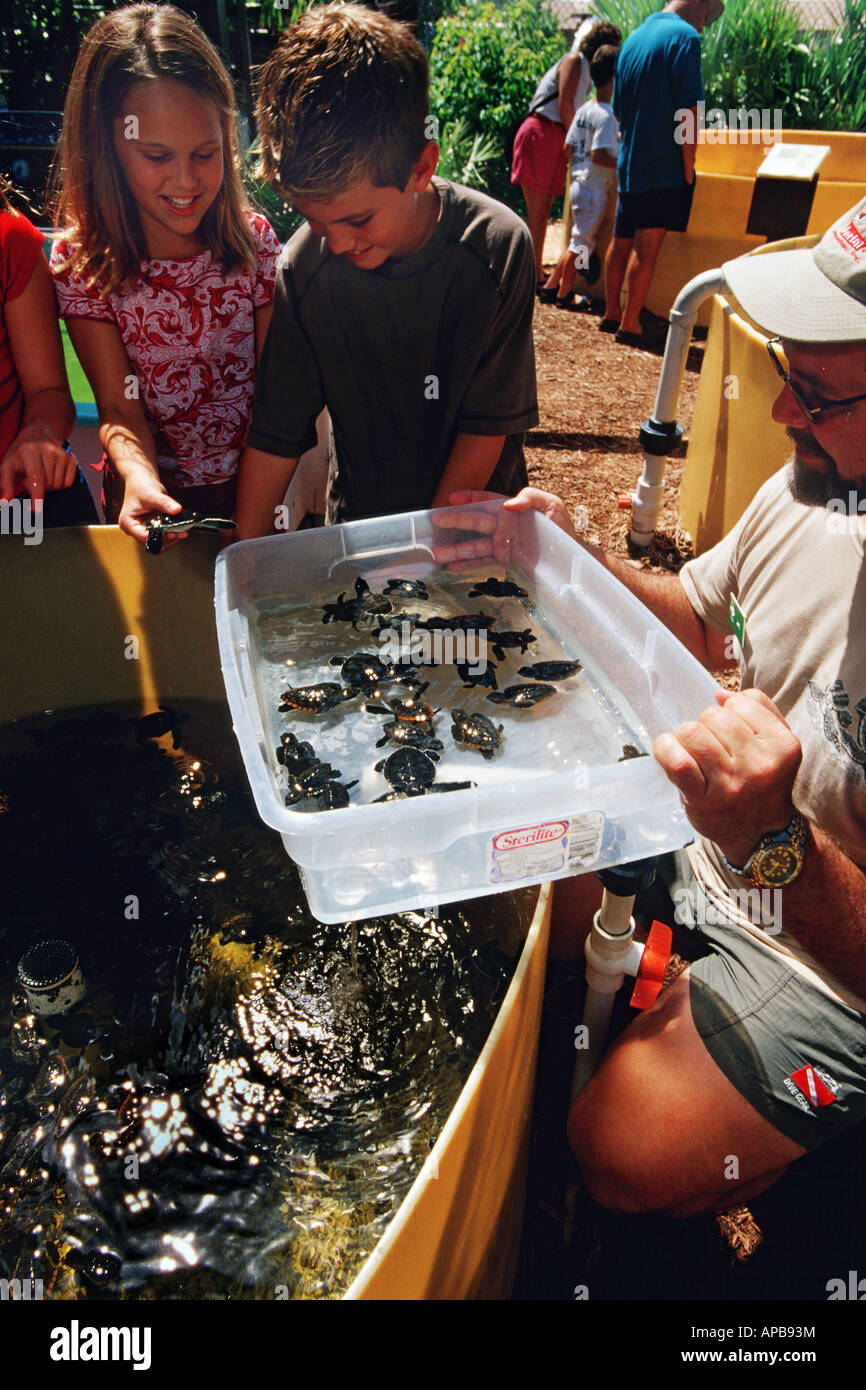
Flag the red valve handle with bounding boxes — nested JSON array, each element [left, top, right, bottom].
[[616, 492, 633, 511], [629, 920, 672, 1009]]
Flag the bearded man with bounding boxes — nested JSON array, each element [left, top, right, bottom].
[[438, 195, 866, 1217]]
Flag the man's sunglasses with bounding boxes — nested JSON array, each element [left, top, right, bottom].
[[766, 338, 866, 424]]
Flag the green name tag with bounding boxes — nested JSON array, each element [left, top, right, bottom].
[[729, 595, 745, 644]]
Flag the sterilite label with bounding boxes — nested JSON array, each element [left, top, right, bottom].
[[488, 813, 605, 884]]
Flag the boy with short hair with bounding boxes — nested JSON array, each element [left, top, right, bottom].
[[539, 44, 619, 309], [235, 2, 538, 535]]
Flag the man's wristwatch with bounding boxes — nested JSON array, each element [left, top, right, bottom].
[[721, 809, 808, 888]]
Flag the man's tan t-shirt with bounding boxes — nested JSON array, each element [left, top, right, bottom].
[[679, 465, 866, 1011]]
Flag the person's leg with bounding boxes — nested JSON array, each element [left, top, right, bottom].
[[541, 248, 573, 297], [568, 969, 807, 1217], [557, 250, 579, 300], [619, 225, 667, 334], [602, 234, 632, 327], [521, 185, 554, 283]]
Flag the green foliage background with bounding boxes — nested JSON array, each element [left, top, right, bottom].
[[429, 0, 563, 208]]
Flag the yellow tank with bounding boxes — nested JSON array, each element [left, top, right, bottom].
[[0, 525, 551, 1301], [678, 234, 817, 553], [585, 130, 866, 322]]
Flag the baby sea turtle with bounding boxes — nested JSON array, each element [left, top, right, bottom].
[[455, 661, 498, 690], [373, 611, 426, 635], [375, 747, 439, 797], [291, 777, 359, 812], [279, 683, 358, 714], [374, 723, 445, 754], [487, 682, 557, 709], [321, 577, 392, 629], [467, 577, 528, 599], [518, 660, 583, 681], [450, 709, 504, 760], [131, 705, 188, 749], [284, 759, 345, 805], [144, 509, 236, 555], [619, 744, 648, 761], [328, 651, 400, 696], [489, 629, 537, 662], [383, 577, 430, 601], [365, 691, 436, 732], [418, 611, 497, 632], [276, 732, 318, 766]]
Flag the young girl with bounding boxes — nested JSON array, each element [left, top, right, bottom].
[[50, 3, 280, 547], [0, 181, 93, 522]]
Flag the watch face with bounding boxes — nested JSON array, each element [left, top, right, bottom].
[[754, 844, 801, 887]]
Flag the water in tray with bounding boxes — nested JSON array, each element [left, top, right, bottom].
[[251, 566, 650, 807]]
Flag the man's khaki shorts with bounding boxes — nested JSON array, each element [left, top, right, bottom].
[[640, 853, 866, 1151]]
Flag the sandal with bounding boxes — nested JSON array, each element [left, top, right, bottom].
[[614, 328, 651, 349], [598, 317, 620, 333], [537, 285, 558, 303], [554, 292, 590, 311]]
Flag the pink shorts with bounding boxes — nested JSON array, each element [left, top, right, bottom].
[[511, 114, 568, 196]]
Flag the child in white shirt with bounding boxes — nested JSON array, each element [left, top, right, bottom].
[[539, 45, 619, 309]]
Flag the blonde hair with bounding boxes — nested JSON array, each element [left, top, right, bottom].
[[256, 3, 429, 203], [50, 3, 255, 295]]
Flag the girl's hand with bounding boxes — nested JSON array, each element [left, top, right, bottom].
[[117, 467, 185, 549], [0, 428, 78, 502]]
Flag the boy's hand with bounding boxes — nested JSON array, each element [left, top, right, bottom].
[[432, 486, 579, 567], [117, 466, 185, 549], [0, 428, 78, 502]]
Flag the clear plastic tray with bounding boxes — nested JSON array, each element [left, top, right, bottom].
[[214, 501, 718, 922]]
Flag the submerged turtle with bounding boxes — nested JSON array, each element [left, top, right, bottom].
[[383, 577, 430, 601], [489, 629, 537, 662], [455, 661, 498, 690], [619, 744, 648, 761], [466, 577, 528, 599], [417, 612, 497, 632], [518, 660, 582, 681], [487, 682, 556, 710], [450, 709, 504, 761], [131, 705, 188, 749], [321, 577, 392, 629], [278, 683, 358, 714]]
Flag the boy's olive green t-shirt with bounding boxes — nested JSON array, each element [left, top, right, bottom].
[[247, 177, 539, 522]]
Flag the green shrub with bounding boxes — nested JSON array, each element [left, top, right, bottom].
[[436, 117, 501, 188], [241, 147, 303, 245], [430, 0, 564, 208]]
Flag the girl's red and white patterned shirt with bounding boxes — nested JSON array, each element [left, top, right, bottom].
[[51, 212, 279, 487]]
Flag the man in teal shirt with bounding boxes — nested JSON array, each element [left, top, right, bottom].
[[601, 0, 723, 345]]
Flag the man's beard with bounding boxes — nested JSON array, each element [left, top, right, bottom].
[[786, 427, 866, 510]]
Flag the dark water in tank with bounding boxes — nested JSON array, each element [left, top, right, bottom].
[[0, 702, 533, 1299]]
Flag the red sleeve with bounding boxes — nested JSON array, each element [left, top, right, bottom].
[[0, 209, 46, 306], [49, 236, 116, 322]]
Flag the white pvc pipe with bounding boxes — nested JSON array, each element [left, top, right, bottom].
[[628, 267, 729, 548], [571, 889, 647, 1099]]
